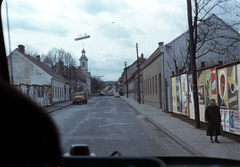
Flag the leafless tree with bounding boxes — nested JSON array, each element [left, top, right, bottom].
[[168, 0, 240, 74], [91, 76, 104, 93]]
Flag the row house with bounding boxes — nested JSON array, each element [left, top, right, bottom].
[[121, 54, 146, 102]]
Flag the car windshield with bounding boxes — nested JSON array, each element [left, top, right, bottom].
[[1, 0, 240, 160], [75, 93, 83, 96]]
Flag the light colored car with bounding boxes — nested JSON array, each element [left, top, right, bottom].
[[114, 92, 120, 98]]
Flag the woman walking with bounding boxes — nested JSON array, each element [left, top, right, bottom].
[[205, 99, 221, 143]]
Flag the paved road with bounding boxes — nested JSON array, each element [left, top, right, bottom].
[[50, 96, 193, 156]]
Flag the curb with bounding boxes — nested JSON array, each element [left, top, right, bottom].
[[47, 103, 72, 114], [121, 97, 205, 156]]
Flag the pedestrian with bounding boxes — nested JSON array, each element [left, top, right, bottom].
[[205, 99, 221, 143]]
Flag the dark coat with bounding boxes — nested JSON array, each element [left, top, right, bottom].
[[205, 105, 221, 136]]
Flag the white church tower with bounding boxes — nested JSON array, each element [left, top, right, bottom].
[[79, 48, 88, 71], [78, 47, 91, 96]]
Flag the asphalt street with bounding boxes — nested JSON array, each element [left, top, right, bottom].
[[50, 96, 194, 156]]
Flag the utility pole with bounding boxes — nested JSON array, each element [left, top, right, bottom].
[[124, 62, 128, 98], [136, 43, 141, 104], [6, 0, 13, 85], [187, 0, 200, 128]]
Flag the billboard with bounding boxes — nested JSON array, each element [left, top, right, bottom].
[[197, 71, 205, 104], [227, 65, 238, 111], [218, 68, 228, 110], [204, 69, 211, 107], [181, 74, 188, 115], [211, 67, 217, 103], [172, 77, 177, 112], [176, 76, 182, 112]]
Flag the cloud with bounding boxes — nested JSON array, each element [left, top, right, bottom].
[[8, 1, 37, 15], [82, 0, 130, 15], [9, 16, 69, 36]]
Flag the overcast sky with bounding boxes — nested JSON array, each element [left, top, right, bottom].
[[1, 0, 239, 81]]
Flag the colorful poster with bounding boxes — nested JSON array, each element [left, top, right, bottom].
[[234, 110, 240, 134], [204, 69, 211, 107], [225, 110, 230, 132], [229, 110, 234, 132], [188, 74, 193, 104], [176, 76, 182, 112], [238, 64, 240, 112], [197, 71, 205, 104], [172, 77, 177, 112], [218, 68, 228, 109], [181, 74, 188, 115], [227, 65, 238, 111], [220, 109, 225, 131], [211, 68, 217, 104]]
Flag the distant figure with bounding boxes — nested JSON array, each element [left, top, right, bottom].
[[205, 99, 221, 143]]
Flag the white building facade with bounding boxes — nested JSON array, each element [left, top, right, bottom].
[[8, 45, 69, 105]]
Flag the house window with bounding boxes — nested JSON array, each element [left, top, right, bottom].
[[83, 62, 85, 67], [155, 75, 157, 94], [152, 77, 154, 95]]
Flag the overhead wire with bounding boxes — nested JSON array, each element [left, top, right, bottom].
[[81, 1, 164, 36]]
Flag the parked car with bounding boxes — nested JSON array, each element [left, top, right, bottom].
[[115, 92, 120, 98], [72, 92, 87, 104]]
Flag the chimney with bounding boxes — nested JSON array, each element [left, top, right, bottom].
[[141, 53, 144, 58], [218, 61, 223, 66], [201, 62, 205, 68], [158, 42, 164, 47], [18, 44, 25, 53], [36, 55, 40, 61]]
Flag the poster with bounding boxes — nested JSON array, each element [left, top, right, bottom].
[[238, 64, 240, 112], [172, 77, 177, 112], [176, 76, 182, 112], [188, 74, 193, 104], [220, 109, 225, 131], [211, 68, 217, 103], [218, 68, 228, 109], [227, 65, 238, 111], [204, 69, 211, 107], [229, 110, 234, 132], [225, 110, 230, 132], [197, 71, 205, 104], [21, 85, 28, 96], [181, 74, 188, 115], [28, 86, 34, 101], [234, 110, 240, 134]]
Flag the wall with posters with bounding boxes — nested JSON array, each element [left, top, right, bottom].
[[171, 74, 188, 116], [14, 84, 52, 107], [171, 62, 240, 135], [218, 64, 239, 134]]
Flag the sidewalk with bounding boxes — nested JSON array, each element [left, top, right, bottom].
[[121, 96, 240, 160], [43, 101, 73, 113]]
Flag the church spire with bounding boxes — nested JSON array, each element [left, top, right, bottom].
[[79, 46, 88, 71]]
